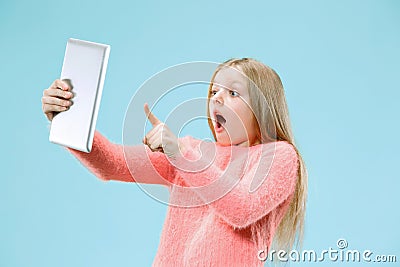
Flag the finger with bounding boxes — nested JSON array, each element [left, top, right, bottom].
[[144, 127, 161, 147], [148, 145, 163, 153], [43, 103, 69, 113], [144, 103, 162, 127], [51, 79, 70, 91], [144, 123, 163, 143], [148, 136, 163, 151], [151, 137, 165, 153], [146, 133, 162, 149], [42, 96, 72, 107], [43, 88, 73, 99], [154, 147, 164, 153], [45, 112, 54, 121]]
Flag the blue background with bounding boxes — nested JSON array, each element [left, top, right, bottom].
[[1, 0, 399, 266]]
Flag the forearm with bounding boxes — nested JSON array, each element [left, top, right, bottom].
[[67, 131, 133, 182], [68, 131, 176, 185]]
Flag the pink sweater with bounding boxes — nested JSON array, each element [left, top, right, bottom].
[[68, 131, 299, 266]]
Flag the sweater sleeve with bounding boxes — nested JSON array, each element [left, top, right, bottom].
[[67, 131, 176, 185], [174, 141, 299, 229]]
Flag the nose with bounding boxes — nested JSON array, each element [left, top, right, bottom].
[[212, 89, 224, 105]]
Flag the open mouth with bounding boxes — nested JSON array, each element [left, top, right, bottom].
[[215, 114, 226, 130]]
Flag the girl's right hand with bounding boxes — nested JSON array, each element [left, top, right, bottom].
[[42, 79, 74, 122]]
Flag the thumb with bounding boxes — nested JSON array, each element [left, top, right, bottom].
[[144, 103, 162, 127]]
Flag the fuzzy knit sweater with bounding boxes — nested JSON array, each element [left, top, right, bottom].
[[67, 131, 299, 267]]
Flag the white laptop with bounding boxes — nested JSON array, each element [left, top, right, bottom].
[[49, 38, 110, 153]]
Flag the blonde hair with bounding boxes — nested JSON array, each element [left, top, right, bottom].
[[207, 58, 307, 252]]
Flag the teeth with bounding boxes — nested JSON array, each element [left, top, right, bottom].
[[216, 114, 226, 124]]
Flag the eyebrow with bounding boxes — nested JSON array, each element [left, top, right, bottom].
[[212, 81, 245, 92], [213, 80, 244, 87]]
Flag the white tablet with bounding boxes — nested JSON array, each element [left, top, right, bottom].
[[49, 38, 110, 153]]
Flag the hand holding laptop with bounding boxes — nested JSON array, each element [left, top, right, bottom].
[[44, 38, 110, 153], [42, 79, 74, 122]]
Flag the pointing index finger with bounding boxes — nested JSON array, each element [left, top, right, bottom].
[[144, 103, 162, 127]]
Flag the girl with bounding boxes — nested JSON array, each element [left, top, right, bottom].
[[41, 58, 307, 266]]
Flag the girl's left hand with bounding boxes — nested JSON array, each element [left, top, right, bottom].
[[143, 103, 180, 158]]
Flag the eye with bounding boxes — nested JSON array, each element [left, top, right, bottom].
[[210, 86, 219, 96], [229, 90, 239, 97]]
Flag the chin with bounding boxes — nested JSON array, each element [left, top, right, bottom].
[[215, 136, 231, 146], [216, 140, 231, 146], [216, 137, 246, 147]]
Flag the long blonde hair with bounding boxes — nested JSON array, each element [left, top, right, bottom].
[[207, 58, 307, 252]]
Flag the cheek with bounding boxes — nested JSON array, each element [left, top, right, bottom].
[[230, 105, 254, 130], [242, 109, 258, 136], [239, 102, 253, 121]]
